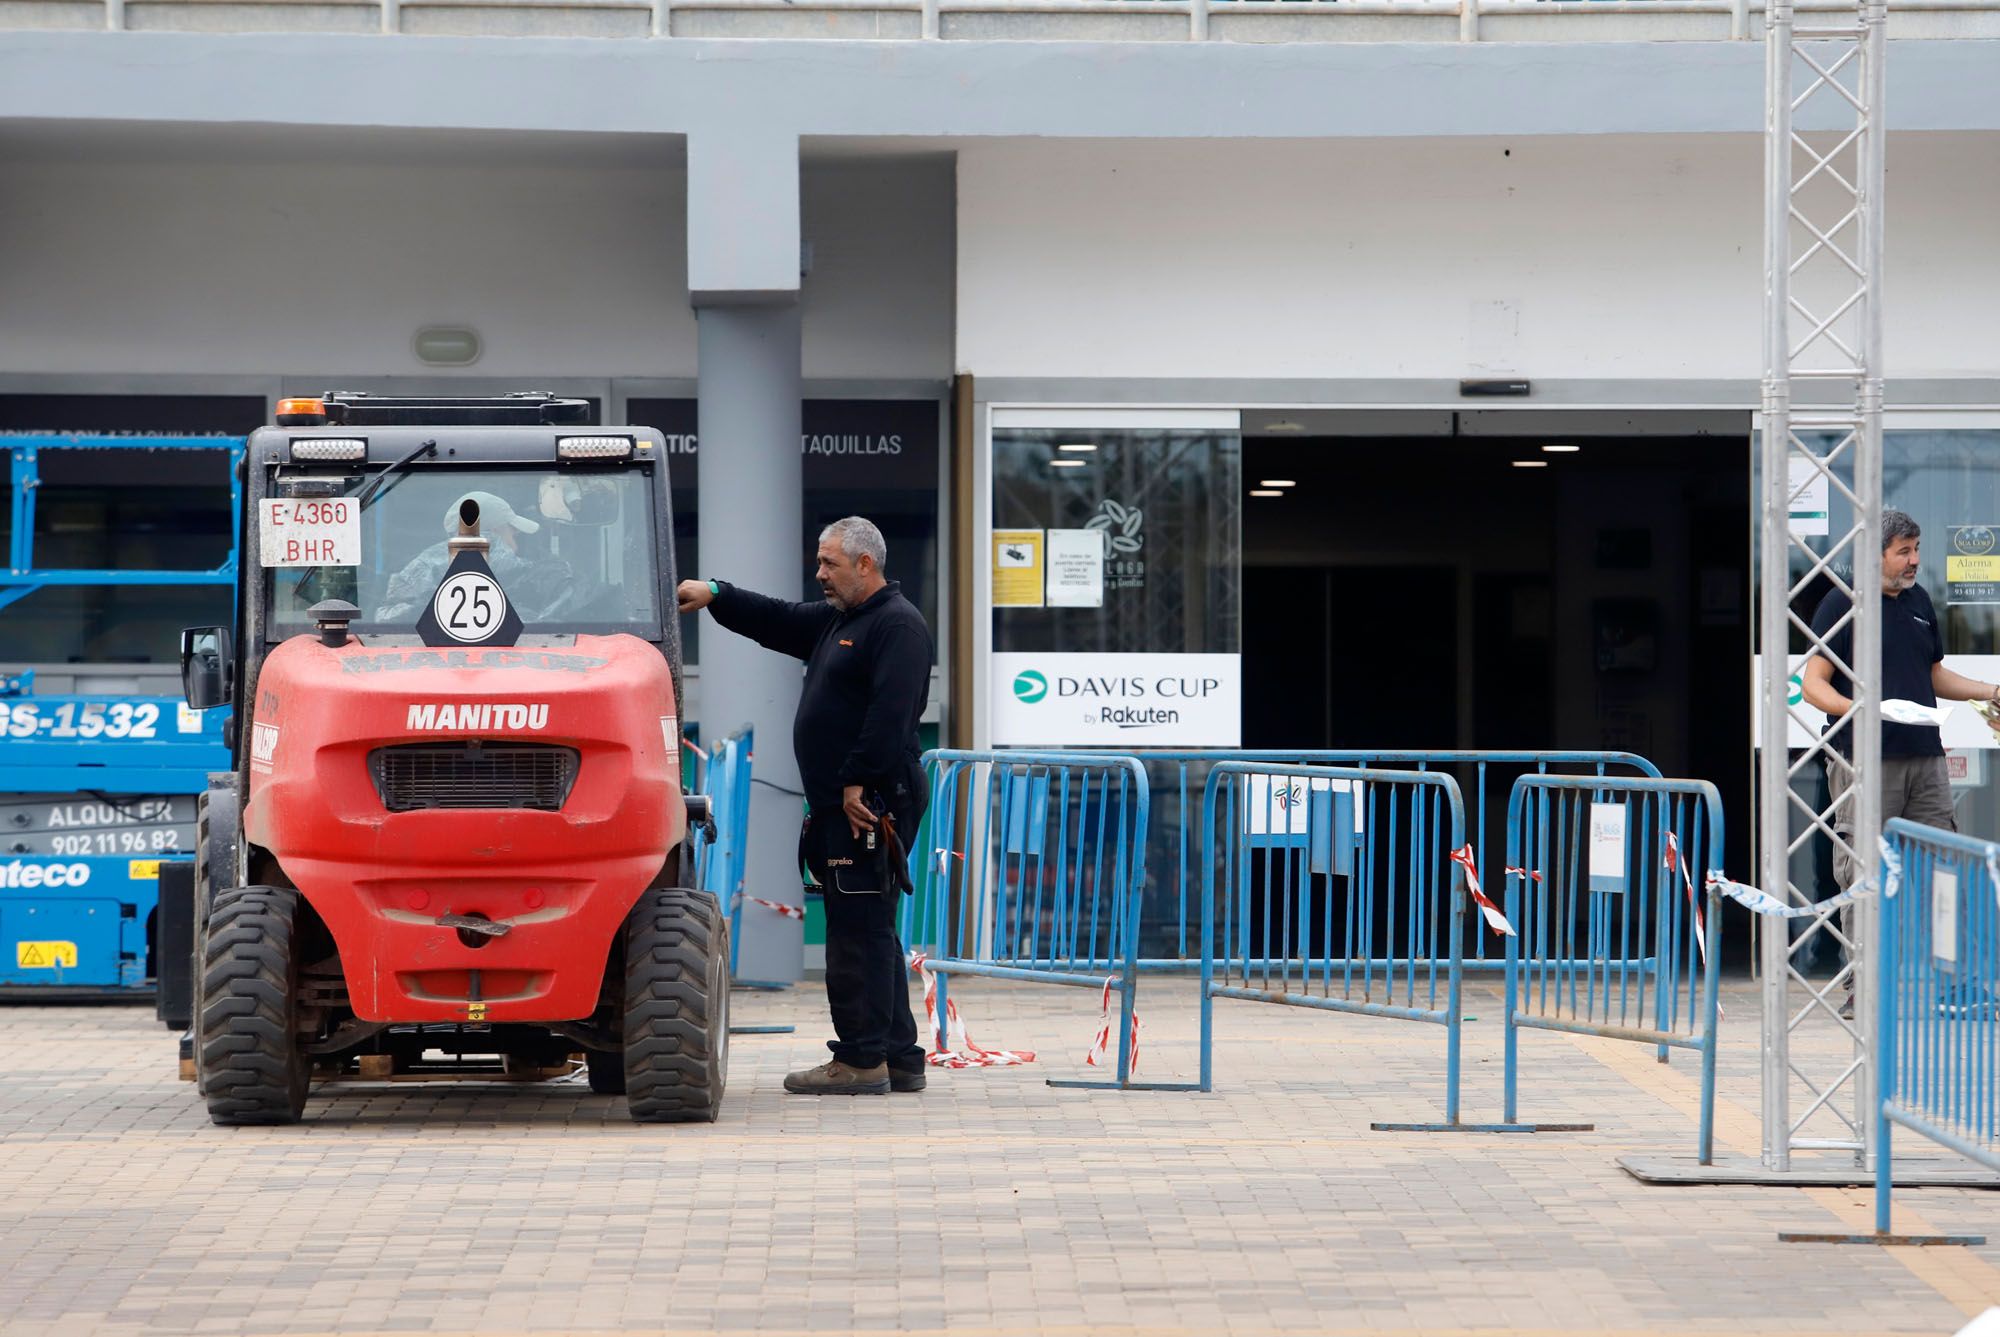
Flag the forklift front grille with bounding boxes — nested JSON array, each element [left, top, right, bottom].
[[369, 743, 580, 812]]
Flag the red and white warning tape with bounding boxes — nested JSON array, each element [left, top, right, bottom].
[[1503, 866, 1543, 883], [735, 894, 805, 922], [1662, 831, 1709, 966], [908, 953, 1036, 1069], [1664, 836, 1724, 1019], [1081, 976, 1141, 1073], [1450, 844, 1516, 937]]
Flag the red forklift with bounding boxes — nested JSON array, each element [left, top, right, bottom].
[[170, 392, 727, 1124]]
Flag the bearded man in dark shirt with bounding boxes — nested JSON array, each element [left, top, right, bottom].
[[678, 516, 932, 1095], [1800, 508, 2000, 1015]]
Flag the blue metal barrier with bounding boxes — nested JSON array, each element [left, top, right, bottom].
[[1502, 774, 1724, 1160], [912, 748, 1195, 1091], [1874, 819, 1999, 1241], [689, 726, 756, 974], [1123, 751, 1662, 971], [1199, 761, 1493, 1127]]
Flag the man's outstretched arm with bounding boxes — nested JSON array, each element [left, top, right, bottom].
[[1932, 661, 2000, 704], [677, 578, 833, 662]]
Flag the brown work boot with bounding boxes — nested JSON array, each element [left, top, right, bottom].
[[783, 1059, 889, 1095], [889, 1067, 927, 1093]]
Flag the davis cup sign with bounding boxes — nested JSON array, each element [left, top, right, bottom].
[[991, 653, 1241, 746]]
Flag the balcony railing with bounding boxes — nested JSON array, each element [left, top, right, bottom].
[[35, 0, 2000, 42]]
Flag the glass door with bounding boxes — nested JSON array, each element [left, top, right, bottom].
[[984, 409, 1242, 748]]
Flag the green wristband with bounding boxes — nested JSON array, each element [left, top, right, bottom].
[[707, 579, 721, 596]]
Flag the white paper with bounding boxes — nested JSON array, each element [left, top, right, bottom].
[[1882, 698, 1954, 728], [1045, 529, 1105, 608], [1589, 802, 1628, 892], [1933, 868, 1959, 964], [259, 497, 360, 567]]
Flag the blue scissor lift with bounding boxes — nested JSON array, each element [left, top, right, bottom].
[[0, 436, 240, 998]]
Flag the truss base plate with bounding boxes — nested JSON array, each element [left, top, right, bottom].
[[1620, 1154, 2000, 1188], [1778, 1230, 1987, 1246]]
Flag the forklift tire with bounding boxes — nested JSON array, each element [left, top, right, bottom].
[[622, 886, 729, 1123], [199, 885, 310, 1126], [190, 781, 239, 1096], [585, 1048, 626, 1095]]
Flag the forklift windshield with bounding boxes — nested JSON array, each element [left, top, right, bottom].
[[264, 466, 661, 641]]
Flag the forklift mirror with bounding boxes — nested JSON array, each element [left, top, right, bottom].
[[180, 626, 234, 710]]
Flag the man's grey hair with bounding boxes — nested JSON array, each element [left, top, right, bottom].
[[820, 516, 888, 569], [1883, 509, 1921, 551]]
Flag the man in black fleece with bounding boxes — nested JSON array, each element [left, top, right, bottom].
[[677, 516, 932, 1095]]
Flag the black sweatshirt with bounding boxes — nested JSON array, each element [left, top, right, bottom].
[[707, 579, 932, 813]]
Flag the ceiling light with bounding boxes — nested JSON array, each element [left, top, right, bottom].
[[1051, 459, 1087, 468], [1542, 444, 1580, 453], [1259, 480, 1297, 489], [1512, 460, 1549, 469], [1250, 489, 1285, 498], [1261, 420, 1307, 433], [1057, 443, 1097, 453]]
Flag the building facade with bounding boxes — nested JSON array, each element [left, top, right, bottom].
[[6, 22, 2000, 894]]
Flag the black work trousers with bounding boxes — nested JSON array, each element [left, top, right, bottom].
[[819, 877, 925, 1073], [805, 799, 926, 1074]]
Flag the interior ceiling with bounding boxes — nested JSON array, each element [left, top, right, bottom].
[[1242, 408, 1750, 438], [1241, 433, 1751, 497]]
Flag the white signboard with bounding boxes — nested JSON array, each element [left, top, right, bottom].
[[1752, 653, 2000, 749], [1588, 802, 1628, 894], [991, 652, 1241, 747], [1240, 774, 1366, 836], [1045, 529, 1105, 608], [259, 498, 360, 568], [1787, 455, 1831, 536]]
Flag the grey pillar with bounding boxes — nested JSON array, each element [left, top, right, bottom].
[[689, 128, 806, 984], [696, 304, 805, 985]]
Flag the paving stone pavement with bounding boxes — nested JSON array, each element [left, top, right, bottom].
[[0, 976, 1995, 1336]]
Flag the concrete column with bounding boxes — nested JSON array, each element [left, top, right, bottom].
[[689, 128, 807, 984], [696, 304, 804, 985]]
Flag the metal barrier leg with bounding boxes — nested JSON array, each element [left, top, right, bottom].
[[1504, 974, 1520, 1125], [1047, 973, 1202, 1093], [1375, 869, 1586, 1136], [1873, 1101, 1892, 1237]]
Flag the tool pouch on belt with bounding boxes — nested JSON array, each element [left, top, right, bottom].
[[800, 793, 915, 896], [802, 811, 884, 896]]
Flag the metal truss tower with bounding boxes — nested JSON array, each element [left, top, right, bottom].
[[1758, 0, 1888, 1170]]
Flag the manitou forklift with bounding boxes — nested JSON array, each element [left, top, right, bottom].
[[167, 392, 726, 1125]]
